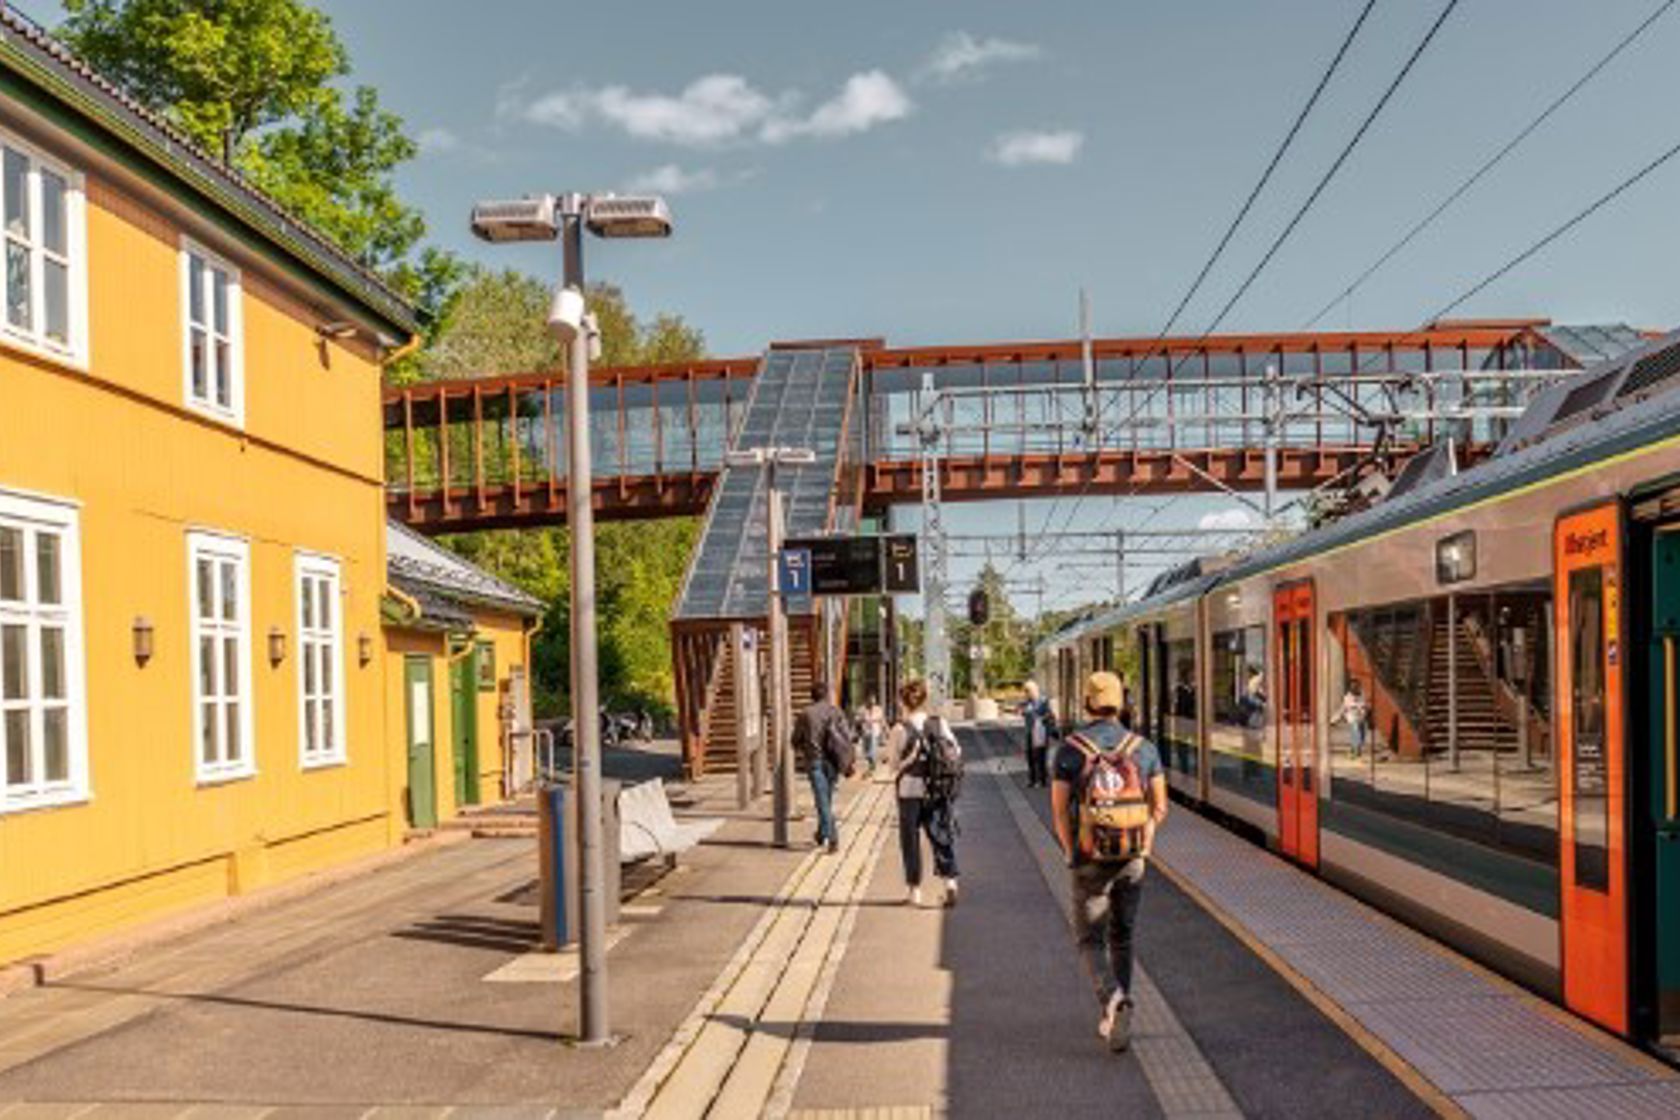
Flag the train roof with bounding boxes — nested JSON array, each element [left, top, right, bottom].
[[1039, 328, 1680, 651]]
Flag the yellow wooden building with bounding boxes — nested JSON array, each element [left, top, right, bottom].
[[0, 12, 428, 964], [382, 520, 541, 830]]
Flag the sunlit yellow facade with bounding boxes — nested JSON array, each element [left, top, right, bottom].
[[0, 35, 420, 965]]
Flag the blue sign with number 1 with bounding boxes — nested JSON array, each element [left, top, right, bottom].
[[778, 548, 812, 596]]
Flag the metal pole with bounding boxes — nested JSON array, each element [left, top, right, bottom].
[[1446, 593, 1459, 772], [560, 200, 609, 1046], [766, 470, 793, 848], [1263, 363, 1279, 529], [1115, 529, 1126, 603], [731, 622, 750, 809]]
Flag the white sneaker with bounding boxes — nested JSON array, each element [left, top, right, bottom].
[[908, 886, 922, 907], [1098, 992, 1133, 1052]]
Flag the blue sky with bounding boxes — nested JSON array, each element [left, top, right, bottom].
[[37, 0, 1680, 613], [313, 0, 1680, 612]]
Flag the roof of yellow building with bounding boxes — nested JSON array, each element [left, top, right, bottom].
[[386, 521, 544, 627], [0, 4, 420, 338]]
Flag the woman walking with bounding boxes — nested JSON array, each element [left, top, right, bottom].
[[889, 678, 961, 908]]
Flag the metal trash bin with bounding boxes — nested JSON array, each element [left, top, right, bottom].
[[537, 780, 623, 950]]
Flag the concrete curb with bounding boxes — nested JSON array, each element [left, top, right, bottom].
[[0, 829, 472, 1000]]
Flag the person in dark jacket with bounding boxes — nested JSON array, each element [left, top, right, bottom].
[[792, 678, 849, 853]]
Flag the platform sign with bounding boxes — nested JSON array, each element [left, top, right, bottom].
[[777, 548, 812, 597], [784, 535, 882, 595], [883, 534, 920, 593]]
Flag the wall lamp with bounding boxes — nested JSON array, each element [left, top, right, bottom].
[[267, 626, 287, 667], [132, 616, 154, 666], [358, 632, 374, 667]]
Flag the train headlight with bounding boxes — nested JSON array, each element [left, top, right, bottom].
[[1436, 531, 1477, 585]]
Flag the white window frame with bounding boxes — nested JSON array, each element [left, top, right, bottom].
[[0, 488, 89, 814], [0, 127, 89, 368], [187, 530, 254, 784], [179, 237, 245, 427], [295, 552, 346, 769]]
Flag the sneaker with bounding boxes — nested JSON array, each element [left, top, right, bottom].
[[1098, 994, 1134, 1053], [943, 879, 959, 908], [826, 838, 839, 854], [908, 886, 922, 907]]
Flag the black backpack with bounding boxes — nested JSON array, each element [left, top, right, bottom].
[[917, 715, 964, 802], [821, 710, 856, 775]]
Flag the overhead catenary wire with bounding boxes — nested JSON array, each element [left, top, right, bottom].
[[1153, 0, 1379, 342], [1301, 0, 1677, 329], [1422, 132, 1680, 325], [1008, 1, 1459, 574]]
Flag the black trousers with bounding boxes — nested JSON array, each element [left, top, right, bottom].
[[1071, 858, 1146, 1002], [1026, 744, 1049, 786], [897, 796, 958, 886]]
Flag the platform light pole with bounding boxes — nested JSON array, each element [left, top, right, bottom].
[[725, 445, 815, 848], [470, 190, 672, 1047]]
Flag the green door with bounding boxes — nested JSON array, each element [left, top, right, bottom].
[[1649, 527, 1680, 1043], [404, 656, 438, 829], [451, 644, 480, 807]]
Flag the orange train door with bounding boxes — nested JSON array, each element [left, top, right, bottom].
[[1274, 581, 1320, 868], [1555, 503, 1629, 1035]]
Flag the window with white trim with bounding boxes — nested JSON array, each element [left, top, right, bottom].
[[296, 554, 345, 767], [188, 532, 253, 781], [181, 240, 243, 424], [1, 133, 85, 362], [1, 491, 87, 812]]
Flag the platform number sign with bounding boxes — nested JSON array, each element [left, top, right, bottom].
[[777, 548, 812, 597], [883, 534, 920, 593]]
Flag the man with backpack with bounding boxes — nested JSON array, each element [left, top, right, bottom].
[[889, 678, 962, 907], [792, 678, 853, 854], [1051, 670, 1168, 1052]]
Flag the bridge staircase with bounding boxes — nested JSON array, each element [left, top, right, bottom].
[[670, 346, 864, 777]]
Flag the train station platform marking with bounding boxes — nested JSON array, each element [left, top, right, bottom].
[[1147, 800, 1680, 1119], [979, 745, 1243, 1119], [614, 782, 893, 1120]]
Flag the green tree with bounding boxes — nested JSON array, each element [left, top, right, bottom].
[[59, 0, 457, 320], [424, 268, 708, 719]]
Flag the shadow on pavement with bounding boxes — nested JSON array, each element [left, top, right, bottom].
[[49, 980, 568, 1043]]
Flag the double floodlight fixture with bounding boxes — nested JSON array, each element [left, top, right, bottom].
[[470, 192, 673, 244], [725, 446, 818, 470]]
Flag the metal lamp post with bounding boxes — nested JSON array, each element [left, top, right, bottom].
[[470, 190, 672, 1047], [725, 445, 815, 848]]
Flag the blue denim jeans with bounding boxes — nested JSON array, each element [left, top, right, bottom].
[[810, 762, 838, 845]]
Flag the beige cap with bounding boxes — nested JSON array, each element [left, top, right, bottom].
[[1083, 670, 1123, 713]]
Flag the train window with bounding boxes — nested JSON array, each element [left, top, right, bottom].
[[1165, 637, 1198, 776], [1328, 583, 1558, 872], [1568, 567, 1610, 892]]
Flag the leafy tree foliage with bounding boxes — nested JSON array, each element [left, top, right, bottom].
[[58, 0, 458, 321], [430, 268, 707, 719]]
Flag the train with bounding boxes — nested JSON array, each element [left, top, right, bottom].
[[1035, 328, 1680, 1053]]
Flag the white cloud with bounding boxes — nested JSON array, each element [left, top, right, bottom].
[[623, 163, 722, 195], [1198, 508, 1259, 531], [762, 71, 911, 142], [986, 129, 1084, 166], [416, 127, 459, 155], [922, 31, 1043, 83], [514, 71, 910, 147]]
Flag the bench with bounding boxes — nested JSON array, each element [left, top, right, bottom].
[[618, 779, 722, 865]]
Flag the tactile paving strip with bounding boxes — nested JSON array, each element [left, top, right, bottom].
[[1153, 808, 1680, 1117]]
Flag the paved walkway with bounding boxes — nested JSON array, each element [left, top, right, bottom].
[[3, 725, 1678, 1118]]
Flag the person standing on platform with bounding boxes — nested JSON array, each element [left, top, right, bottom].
[[1021, 680, 1056, 787], [858, 694, 886, 775], [792, 679, 851, 854], [1052, 670, 1168, 1053], [888, 678, 962, 908]]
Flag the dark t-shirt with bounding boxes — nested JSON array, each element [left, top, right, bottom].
[[1052, 719, 1164, 786]]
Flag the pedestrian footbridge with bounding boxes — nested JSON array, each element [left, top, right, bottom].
[[381, 320, 1643, 777]]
